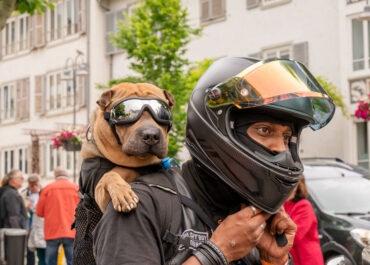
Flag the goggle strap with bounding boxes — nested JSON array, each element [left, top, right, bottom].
[[104, 112, 111, 121]]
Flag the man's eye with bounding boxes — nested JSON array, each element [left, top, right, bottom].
[[257, 127, 269, 134], [284, 135, 292, 142]]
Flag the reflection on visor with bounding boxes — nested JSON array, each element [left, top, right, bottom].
[[207, 59, 335, 130], [110, 98, 172, 124]]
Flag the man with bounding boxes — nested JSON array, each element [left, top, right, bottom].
[[0, 169, 28, 229], [36, 167, 79, 265], [22, 174, 44, 265], [93, 57, 335, 264]]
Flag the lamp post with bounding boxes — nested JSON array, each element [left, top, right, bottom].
[[61, 50, 88, 182]]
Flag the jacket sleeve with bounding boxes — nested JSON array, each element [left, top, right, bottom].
[[4, 192, 23, 228], [290, 199, 316, 242], [93, 188, 164, 265], [36, 189, 46, 217]]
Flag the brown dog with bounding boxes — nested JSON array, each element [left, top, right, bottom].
[[81, 82, 174, 212]]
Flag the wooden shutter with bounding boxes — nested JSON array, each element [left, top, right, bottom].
[[248, 52, 262, 59], [212, 0, 224, 18], [77, 76, 85, 107], [0, 30, 2, 60], [78, 0, 87, 33], [105, 10, 115, 54], [247, 0, 260, 9], [34, 14, 45, 48], [292, 42, 309, 66], [35, 75, 45, 115], [200, 0, 210, 22], [22, 78, 30, 119], [16, 80, 23, 119], [29, 15, 35, 49]]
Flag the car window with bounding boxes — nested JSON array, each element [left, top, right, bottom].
[[306, 177, 370, 214]]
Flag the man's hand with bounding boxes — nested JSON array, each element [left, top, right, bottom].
[[209, 205, 271, 262], [257, 206, 297, 265]]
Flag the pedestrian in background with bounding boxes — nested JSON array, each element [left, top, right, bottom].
[[0, 169, 28, 229], [284, 174, 324, 265], [22, 174, 45, 265], [36, 167, 79, 265]]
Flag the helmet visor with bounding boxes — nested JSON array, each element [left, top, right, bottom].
[[206, 59, 335, 130]]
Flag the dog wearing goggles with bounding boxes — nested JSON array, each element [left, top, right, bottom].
[[81, 82, 175, 213]]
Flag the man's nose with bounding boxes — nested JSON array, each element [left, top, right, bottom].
[[269, 138, 288, 153]]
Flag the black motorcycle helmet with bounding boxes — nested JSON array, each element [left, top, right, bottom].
[[186, 57, 335, 214]]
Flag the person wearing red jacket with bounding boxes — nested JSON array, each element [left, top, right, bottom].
[[284, 174, 324, 265], [36, 166, 79, 265]]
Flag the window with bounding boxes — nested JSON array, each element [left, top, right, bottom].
[[1, 84, 15, 121], [1, 146, 29, 177], [105, 9, 126, 55], [1, 15, 30, 56], [263, 46, 291, 59], [200, 0, 225, 24], [46, 0, 85, 42], [46, 143, 75, 176], [261, 0, 291, 8], [351, 19, 370, 71], [1, 78, 30, 122], [45, 70, 84, 113], [357, 122, 369, 169], [48, 2, 63, 41]]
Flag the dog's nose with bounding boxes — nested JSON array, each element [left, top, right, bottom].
[[141, 127, 161, 145]]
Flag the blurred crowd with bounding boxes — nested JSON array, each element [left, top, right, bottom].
[[0, 167, 79, 265]]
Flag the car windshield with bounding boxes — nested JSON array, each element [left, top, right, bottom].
[[306, 177, 370, 214]]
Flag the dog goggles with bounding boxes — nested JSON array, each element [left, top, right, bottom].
[[104, 97, 172, 129]]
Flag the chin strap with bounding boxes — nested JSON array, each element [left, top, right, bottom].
[[104, 112, 122, 146]]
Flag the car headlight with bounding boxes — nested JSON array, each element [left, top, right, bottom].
[[350, 228, 370, 247]]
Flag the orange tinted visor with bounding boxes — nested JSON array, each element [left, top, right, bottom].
[[206, 59, 335, 130]]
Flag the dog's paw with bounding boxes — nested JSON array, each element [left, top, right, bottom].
[[108, 183, 139, 212]]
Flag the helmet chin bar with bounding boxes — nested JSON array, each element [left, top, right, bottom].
[[254, 150, 302, 174]]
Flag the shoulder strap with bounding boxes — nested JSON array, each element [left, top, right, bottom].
[[164, 168, 218, 230]]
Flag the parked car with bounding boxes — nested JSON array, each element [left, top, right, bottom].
[[302, 157, 370, 265]]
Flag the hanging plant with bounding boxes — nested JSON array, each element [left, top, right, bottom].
[[354, 95, 370, 121], [52, 128, 84, 151]]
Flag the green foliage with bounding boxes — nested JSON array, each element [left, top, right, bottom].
[[316, 76, 348, 118], [16, 0, 54, 15], [111, 0, 202, 158]]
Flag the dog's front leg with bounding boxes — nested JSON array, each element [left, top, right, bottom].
[[95, 167, 140, 213]]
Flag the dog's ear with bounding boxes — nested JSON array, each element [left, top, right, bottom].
[[163, 90, 175, 110], [97, 89, 114, 111]]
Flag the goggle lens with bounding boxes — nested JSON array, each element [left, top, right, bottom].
[[109, 98, 172, 126]]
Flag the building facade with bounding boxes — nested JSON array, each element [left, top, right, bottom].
[[0, 0, 369, 183]]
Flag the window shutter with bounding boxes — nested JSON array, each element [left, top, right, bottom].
[[77, 76, 86, 107], [34, 14, 45, 48], [22, 78, 30, 119], [105, 10, 116, 54], [16, 80, 23, 120], [247, 0, 260, 9], [292, 41, 309, 66], [0, 30, 2, 60], [212, 0, 224, 18], [78, 0, 87, 33], [200, 0, 210, 22], [29, 15, 35, 49], [248, 52, 262, 59], [35, 75, 45, 115]]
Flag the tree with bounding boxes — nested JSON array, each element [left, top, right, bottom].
[[111, 0, 201, 158], [316, 76, 348, 117], [0, 0, 53, 31]]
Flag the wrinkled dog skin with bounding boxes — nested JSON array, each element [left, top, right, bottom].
[[81, 82, 174, 212]]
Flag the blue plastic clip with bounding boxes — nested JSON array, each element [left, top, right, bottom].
[[161, 157, 181, 170]]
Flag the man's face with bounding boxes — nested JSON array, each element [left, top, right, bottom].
[[29, 182, 40, 193], [246, 122, 292, 153], [13, 173, 24, 189]]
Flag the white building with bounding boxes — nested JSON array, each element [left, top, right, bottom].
[[0, 0, 369, 183]]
